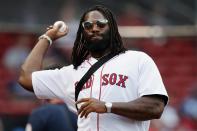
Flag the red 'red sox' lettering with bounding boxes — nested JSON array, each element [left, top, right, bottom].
[[75, 73, 128, 90], [116, 74, 128, 88], [75, 76, 93, 90], [102, 73, 128, 88]]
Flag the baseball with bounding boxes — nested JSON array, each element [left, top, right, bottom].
[[53, 21, 68, 33]]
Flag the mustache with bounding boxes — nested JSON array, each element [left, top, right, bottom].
[[89, 32, 103, 37]]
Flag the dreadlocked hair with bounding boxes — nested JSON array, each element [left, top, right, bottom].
[[72, 5, 126, 69]]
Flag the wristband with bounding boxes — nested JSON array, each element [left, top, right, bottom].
[[38, 34, 52, 45]]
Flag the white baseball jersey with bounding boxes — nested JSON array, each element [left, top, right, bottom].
[[32, 50, 168, 131]]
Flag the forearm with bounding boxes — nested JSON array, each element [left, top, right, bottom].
[[111, 96, 165, 121], [19, 39, 50, 91], [22, 39, 49, 73]]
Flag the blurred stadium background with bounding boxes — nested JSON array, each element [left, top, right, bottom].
[[0, 0, 196, 131]]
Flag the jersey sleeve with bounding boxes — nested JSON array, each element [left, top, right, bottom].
[[32, 65, 74, 100], [138, 52, 168, 103]]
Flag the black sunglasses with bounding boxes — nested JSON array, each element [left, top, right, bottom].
[[82, 19, 108, 30]]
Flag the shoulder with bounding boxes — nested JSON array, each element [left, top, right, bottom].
[[124, 50, 150, 58], [59, 65, 76, 73], [117, 50, 152, 62]]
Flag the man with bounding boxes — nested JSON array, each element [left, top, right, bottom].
[[19, 5, 168, 131]]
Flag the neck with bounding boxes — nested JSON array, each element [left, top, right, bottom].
[[90, 48, 111, 59]]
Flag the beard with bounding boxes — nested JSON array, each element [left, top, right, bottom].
[[84, 31, 110, 53]]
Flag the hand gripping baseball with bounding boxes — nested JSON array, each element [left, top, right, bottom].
[[45, 21, 69, 41]]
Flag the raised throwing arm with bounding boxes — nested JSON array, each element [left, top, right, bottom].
[[18, 25, 68, 92]]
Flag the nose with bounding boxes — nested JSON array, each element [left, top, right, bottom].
[[92, 24, 100, 32]]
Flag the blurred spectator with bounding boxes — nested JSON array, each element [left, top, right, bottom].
[[150, 105, 180, 131], [25, 98, 77, 131], [178, 84, 197, 131], [3, 35, 34, 97], [3, 35, 31, 70], [12, 127, 25, 131]]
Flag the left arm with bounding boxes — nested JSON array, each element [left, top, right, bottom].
[[111, 95, 165, 121], [76, 95, 166, 120]]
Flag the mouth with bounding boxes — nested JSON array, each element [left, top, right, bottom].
[[90, 35, 102, 41]]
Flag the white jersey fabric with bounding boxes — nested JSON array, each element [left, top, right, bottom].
[[32, 50, 168, 131]]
